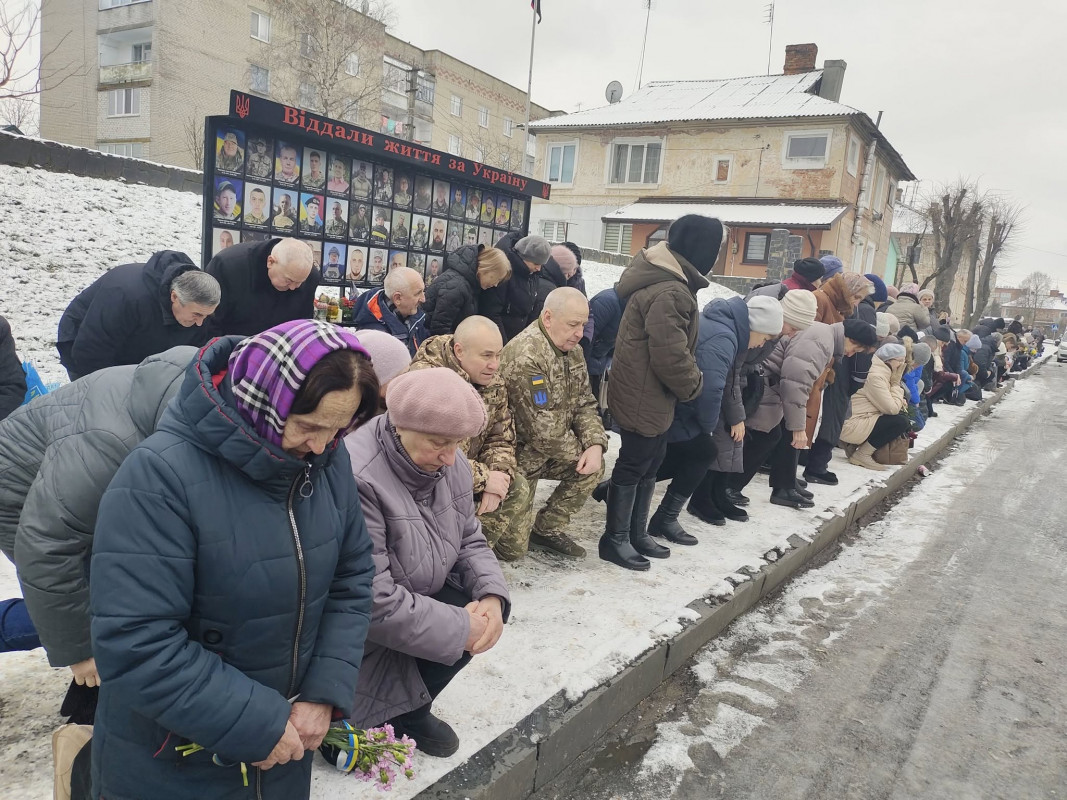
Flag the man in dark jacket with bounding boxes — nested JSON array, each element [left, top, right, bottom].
[[479, 232, 552, 342], [205, 236, 319, 337], [1007, 316, 1025, 336], [0, 315, 26, 420], [351, 266, 428, 356], [748, 258, 826, 299], [583, 287, 624, 405], [599, 214, 724, 571], [56, 251, 218, 380]]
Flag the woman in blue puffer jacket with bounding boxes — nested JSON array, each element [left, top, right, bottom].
[[90, 320, 379, 800]]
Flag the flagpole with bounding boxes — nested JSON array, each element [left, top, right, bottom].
[[522, 4, 537, 176]]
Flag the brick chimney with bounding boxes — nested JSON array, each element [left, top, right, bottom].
[[783, 43, 818, 75]]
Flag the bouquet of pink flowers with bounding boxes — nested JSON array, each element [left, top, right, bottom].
[[175, 722, 416, 791]]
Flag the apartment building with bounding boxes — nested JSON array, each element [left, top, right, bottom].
[[527, 43, 916, 278], [39, 0, 551, 170]]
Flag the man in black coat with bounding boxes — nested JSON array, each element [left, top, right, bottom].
[[479, 233, 552, 342], [0, 315, 26, 420], [205, 237, 320, 337], [57, 251, 220, 381]]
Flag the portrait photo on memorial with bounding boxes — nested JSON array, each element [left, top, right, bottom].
[[409, 251, 426, 275], [466, 187, 482, 222], [368, 248, 388, 284], [245, 134, 274, 180], [347, 245, 368, 283], [324, 198, 350, 239], [349, 202, 371, 241], [212, 227, 240, 256], [351, 159, 373, 198], [244, 230, 270, 243], [511, 198, 526, 230], [464, 223, 479, 246], [432, 179, 450, 215], [299, 192, 324, 234], [322, 244, 347, 282], [305, 239, 323, 269], [495, 195, 511, 228], [302, 147, 326, 190], [410, 213, 431, 249], [393, 170, 413, 208], [388, 250, 408, 271], [390, 209, 411, 247], [478, 226, 495, 247], [448, 184, 466, 219], [426, 255, 441, 285], [370, 206, 391, 245], [429, 217, 447, 252], [215, 128, 245, 174], [213, 177, 242, 222], [374, 165, 394, 203], [480, 193, 496, 225], [271, 187, 297, 231], [446, 220, 463, 252], [274, 141, 301, 185], [413, 175, 432, 213], [326, 153, 351, 195], [243, 182, 271, 228]]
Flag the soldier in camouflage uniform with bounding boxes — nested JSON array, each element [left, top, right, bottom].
[[216, 131, 244, 172], [408, 316, 533, 560], [500, 288, 607, 558], [325, 201, 348, 237]]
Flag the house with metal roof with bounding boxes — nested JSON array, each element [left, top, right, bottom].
[[527, 43, 916, 279]]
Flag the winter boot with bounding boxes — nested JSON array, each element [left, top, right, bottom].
[[591, 480, 608, 504], [598, 482, 651, 571], [848, 442, 887, 471], [724, 487, 750, 506], [803, 468, 838, 486], [630, 478, 670, 558], [711, 480, 748, 522], [388, 707, 460, 758], [648, 490, 698, 545], [770, 488, 814, 509], [529, 529, 586, 559]]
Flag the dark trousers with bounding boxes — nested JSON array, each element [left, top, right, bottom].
[[656, 433, 717, 497], [391, 584, 473, 721], [732, 422, 797, 492], [868, 414, 911, 449], [611, 429, 669, 486], [56, 341, 82, 382], [589, 373, 603, 409], [805, 438, 835, 475]]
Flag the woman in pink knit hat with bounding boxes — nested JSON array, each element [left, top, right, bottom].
[[337, 367, 511, 760]]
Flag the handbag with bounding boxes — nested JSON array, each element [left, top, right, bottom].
[[740, 367, 765, 417], [873, 435, 909, 465]]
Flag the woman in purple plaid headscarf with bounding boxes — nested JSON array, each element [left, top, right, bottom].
[[88, 319, 382, 800]]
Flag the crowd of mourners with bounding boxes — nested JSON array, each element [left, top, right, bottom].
[[0, 216, 1047, 800]]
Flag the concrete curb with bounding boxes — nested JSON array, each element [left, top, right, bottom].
[[415, 361, 1046, 799]]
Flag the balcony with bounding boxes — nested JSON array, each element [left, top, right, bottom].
[[99, 61, 152, 85], [98, 0, 154, 29]]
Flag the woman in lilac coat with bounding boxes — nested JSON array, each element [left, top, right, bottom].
[[340, 367, 511, 759]]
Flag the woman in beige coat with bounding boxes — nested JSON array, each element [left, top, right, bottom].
[[841, 343, 911, 470]]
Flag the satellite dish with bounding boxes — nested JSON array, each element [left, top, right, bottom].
[[605, 80, 624, 104]]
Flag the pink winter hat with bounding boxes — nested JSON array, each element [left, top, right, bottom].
[[387, 367, 487, 437], [354, 329, 411, 385]]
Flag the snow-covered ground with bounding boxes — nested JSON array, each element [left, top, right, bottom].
[[0, 162, 1011, 798]]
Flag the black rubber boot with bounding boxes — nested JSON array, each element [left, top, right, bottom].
[[598, 482, 651, 571], [629, 478, 670, 558], [711, 480, 748, 522], [388, 707, 460, 758], [648, 490, 699, 545], [592, 479, 608, 503]]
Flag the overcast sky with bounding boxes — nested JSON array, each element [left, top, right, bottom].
[[388, 0, 1067, 287]]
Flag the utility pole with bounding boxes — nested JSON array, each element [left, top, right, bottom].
[[764, 3, 775, 75], [521, 4, 538, 176], [635, 0, 653, 90]]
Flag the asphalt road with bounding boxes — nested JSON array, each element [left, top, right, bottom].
[[533, 364, 1067, 800]]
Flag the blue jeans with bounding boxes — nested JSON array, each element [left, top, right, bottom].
[[0, 598, 42, 651]]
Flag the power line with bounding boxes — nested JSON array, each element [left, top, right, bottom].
[[1015, 244, 1067, 260]]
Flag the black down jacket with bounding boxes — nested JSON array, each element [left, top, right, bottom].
[[479, 231, 542, 342], [0, 347, 192, 668], [56, 250, 208, 379], [423, 244, 483, 335], [90, 336, 374, 800], [0, 314, 25, 421]]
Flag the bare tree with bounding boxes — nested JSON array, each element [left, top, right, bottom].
[[1, 1, 80, 100], [1019, 271, 1053, 324], [0, 94, 38, 134], [925, 179, 986, 313], [436, 112, 526, 171], [262, 0, 394, 126], [966, 199, 1024, 328], [182, 113, 205, 171]]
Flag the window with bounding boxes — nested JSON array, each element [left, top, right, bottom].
[[100, 0, 147, 8], [415, 72, 435, 104], [474, 146, 484, 162], [886, 180, 897, 209], [132, 42, 151, 63], [99, 142, 143, 158], [602, 223, 633, 254], [478, 106, 489, 128], [300, 33, 318, 59], [713, 156, 732, 183], [342, 101, 358, 124], [250, 64, 270, 94], [298, 82, 319, 110], [546, 142, 577, 185], [864, 242, 878, 271], [503, 117, 514, 138], [383, 58, 408, 95], [448, 134, 461, 156], [783, 129, 831, 169], [450, 95, 462, 116], [743, 233, 770, 264], [107, 88, 139, 116], [872, 164, 887, 211], [846, 135, 860, 177], [501, 151, 511, 169], [346, 53, 360, 77], [542, 220, 567, 239], [608, 138, 662, 185], [249, 11, 271, 42]]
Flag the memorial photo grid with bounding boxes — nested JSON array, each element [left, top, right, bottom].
[[208, 122, 531, 292]]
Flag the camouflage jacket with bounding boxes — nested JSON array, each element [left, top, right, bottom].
[[500, 319, 608, 471], [408, 335, 517, 491]]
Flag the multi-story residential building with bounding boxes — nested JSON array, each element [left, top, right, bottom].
[[528, 43, 916, 277], [39, 0, 551, 170]]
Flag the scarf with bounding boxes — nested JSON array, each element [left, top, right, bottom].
[[228, 319, 370, 446]]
